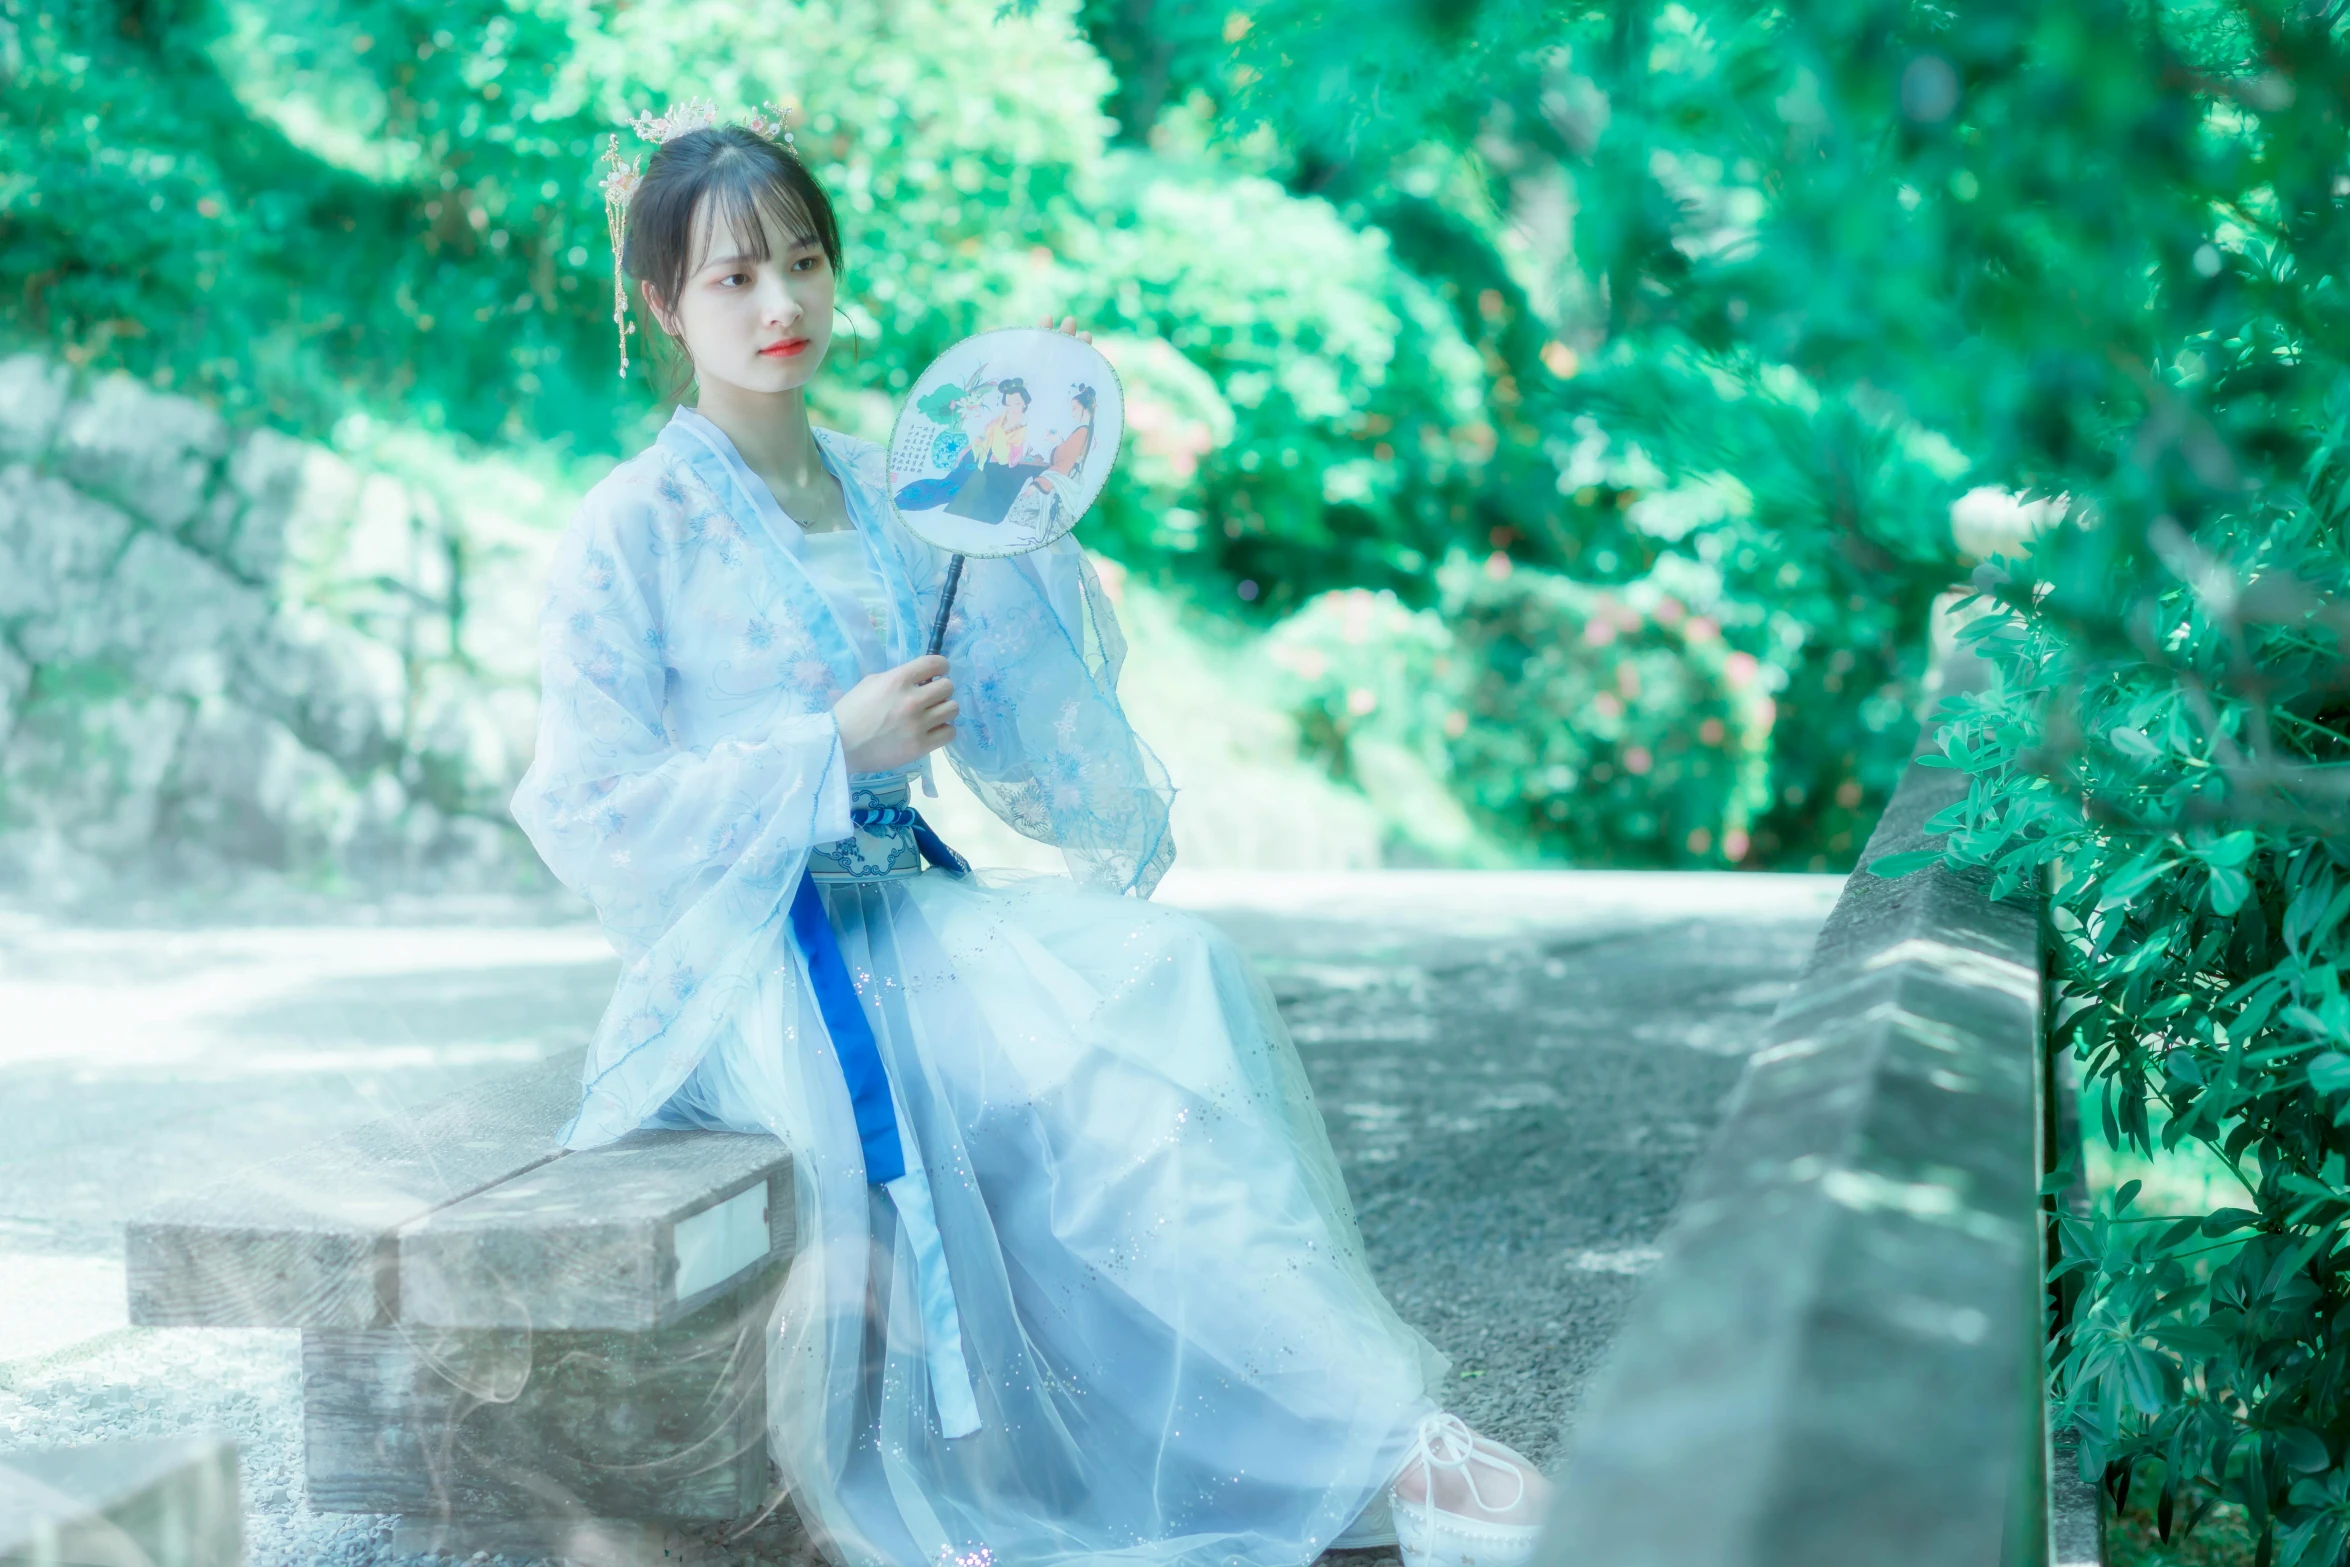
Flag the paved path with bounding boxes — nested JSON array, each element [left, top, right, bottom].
[[0, 871, 1836, 1565]]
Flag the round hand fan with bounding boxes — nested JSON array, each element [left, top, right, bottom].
[[885, 327, 1125, 652]]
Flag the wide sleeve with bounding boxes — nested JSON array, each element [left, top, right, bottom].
[[510, 472, 854, 963], [915, 527, 1177, 897]]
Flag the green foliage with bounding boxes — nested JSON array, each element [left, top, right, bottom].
[[0, 0, 1498, 598], [1221, 0, 2350, 1545], [1934, 477, 2350, 1558], [4, 0, 1959, 870], [1187, 0, 1993, 865], [1516, 0, 2350, 1551], [1270, 559, 1774, 866], [1076, 155, 1493, 609], [1441, 560, 1773, 865]]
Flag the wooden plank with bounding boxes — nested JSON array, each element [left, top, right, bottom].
[[299, 1264, 782, 1520], [126, 1050, 586, 1329], [399, 1129, 794, 1332], [0, 1433, 243, 1567]]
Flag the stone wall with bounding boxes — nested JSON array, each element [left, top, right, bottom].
[[0, 353, 561, 901], [0, 348, 1429, 904]]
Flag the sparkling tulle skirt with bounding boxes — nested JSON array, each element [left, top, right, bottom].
[[650, 867, 1445, 1567]]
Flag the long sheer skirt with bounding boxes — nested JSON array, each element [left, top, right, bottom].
[[651, 867, 1445, 1567]]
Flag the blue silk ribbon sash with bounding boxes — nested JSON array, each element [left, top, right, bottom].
[[788, 788, 982, 1438]]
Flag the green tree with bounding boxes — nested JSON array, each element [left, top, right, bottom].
[[1, 0, 1502, 593], [1064, 0, 1981, 866], [1203, 0, 2350, 1548]]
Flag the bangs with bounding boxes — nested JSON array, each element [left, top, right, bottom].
[[688, 163, 824, 273]]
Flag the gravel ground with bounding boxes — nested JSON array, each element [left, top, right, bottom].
[[0, 871, 1837, 1566]]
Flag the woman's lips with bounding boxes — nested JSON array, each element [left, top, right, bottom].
[[759, 338, 810, 358]]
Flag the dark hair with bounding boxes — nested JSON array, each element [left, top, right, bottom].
[[1072, 385, 1096, 415], [622, 124, 844, 392], [998, 378, 1029, 409]]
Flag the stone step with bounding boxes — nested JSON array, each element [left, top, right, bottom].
[[126, 1046, 800, 1335], [126, 1051, 589, 1329], [397, 1127, 795, 1332]]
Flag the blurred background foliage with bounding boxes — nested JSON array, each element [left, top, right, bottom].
[[0, 0, 1979, 873]]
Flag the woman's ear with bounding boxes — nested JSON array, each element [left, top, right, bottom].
[[639, 281, 680, 340]]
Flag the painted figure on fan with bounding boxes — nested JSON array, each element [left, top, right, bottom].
[[894, 374, 1088, 527], [511, 98, 1553, 1567]]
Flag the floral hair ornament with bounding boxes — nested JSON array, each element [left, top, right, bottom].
[[596, 97, 803, 378]]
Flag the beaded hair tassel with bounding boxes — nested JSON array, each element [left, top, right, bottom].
[[598, 137, 643, 378], [595, 97, 802, 379]]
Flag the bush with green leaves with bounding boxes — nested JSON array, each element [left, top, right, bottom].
[[1144, 0, 2002, 867], [1212, 0, 2350, 1550], [1441, 560, 1775, 866], [1926, 464, 2350, 1559], [0, 0, 1493, 601], [1269, 558, 1775, 867]]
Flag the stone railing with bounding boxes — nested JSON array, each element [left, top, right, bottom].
[[1532, 654, 2101, 1565], [0, 351, 566, 899]]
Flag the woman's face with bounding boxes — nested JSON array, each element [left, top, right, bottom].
[[1004, 392, 1028, 421], [648, 193, 835, 399]]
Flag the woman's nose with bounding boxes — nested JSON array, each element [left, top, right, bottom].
[[759, 275, 801, 325]]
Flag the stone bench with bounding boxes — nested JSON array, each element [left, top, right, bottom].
[[124, 1050, 795, 1553]]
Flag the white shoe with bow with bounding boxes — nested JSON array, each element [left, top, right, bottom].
[[1384, 1411, 1550, 1567]]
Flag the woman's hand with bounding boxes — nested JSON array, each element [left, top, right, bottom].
[[834, 655, 957, 773], [1036, 313, 1093, 344]]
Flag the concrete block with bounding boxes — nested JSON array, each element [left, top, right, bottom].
[[400, 1129, 794, 1332], [1532, 650, 2049, 1567], [300, 1268, 781, 1520], [126, 1050, 586, 1329]]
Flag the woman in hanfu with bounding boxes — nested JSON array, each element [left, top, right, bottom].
[[511, 104, 1552, 1567]]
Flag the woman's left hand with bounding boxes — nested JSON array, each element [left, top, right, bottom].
[[1037, 313, 1092, 344]]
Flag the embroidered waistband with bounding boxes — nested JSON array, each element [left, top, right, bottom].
[[807, 778, 971, 883], [809, 778, 924, 881]]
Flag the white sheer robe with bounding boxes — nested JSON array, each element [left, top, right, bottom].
[[511, 406, 1443, 1567]]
